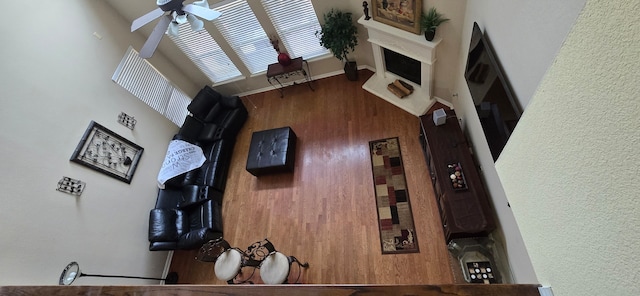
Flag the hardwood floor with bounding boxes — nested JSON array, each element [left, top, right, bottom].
[[169, 70, 455, 285]]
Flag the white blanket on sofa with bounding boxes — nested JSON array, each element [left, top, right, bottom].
[[157, 140, 206, 189]]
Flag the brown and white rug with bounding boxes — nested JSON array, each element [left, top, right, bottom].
[[369, 137, 419, 254]]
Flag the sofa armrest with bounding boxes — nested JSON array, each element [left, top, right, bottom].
[[178, 228, 222, 249], [217, 107, 248, 140], [149, 241, 179, 251], [178, 185, 222, 209], [149, 209, 180, 242], [198, 123, 219, 143]]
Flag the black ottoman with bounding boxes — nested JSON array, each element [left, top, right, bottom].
[[246, 127, 297, 176]]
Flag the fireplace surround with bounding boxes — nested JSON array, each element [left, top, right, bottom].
[[358, 16, 441, 116]]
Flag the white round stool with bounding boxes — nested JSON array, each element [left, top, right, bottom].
[[259, 252, 290, 284], [259, 252, 309, 284], [214, 248, 244, 282]]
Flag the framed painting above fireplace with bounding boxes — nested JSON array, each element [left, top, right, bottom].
[[372, 0, 422, 34]]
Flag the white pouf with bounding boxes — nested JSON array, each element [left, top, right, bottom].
[[214, 249, 243, 281], [260, 252, 290, 284]]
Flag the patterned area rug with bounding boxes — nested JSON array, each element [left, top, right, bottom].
[[369, 137, 419, 254]]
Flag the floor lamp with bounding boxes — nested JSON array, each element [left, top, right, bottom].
[[59, 261, 178, 285]]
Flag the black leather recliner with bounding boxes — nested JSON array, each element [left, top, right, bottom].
[[149, 86, 247, 251], [149, 185, 224, 250]]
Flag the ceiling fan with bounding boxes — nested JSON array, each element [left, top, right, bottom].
[[131, 0, 221, 59]]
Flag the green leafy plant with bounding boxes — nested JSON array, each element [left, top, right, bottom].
[[420, 7, 450, 33], [316, 9, 358, 62]]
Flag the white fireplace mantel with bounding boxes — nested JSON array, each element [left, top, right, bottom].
[[358, 15, 441, 116]]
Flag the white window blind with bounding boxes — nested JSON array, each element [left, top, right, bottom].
[[212, 0, 274, 74], [261, 0, 329, 60], [112, 47, 190, 127], [168, 22, 242, 83], [164, 89, 192, 126]]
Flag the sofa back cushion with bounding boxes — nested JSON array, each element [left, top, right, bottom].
[[202, 103, 222, 122], [220, 95, 243, 109], [178, 116, 204, 143], [188, 86, 221, 120]]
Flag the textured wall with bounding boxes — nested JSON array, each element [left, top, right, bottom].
[[451, 0, 586, 283], [497, 0, 640, 295]]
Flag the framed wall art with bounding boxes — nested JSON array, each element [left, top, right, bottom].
[[372, 0, 422, 34], [70, 121, 143, 184]]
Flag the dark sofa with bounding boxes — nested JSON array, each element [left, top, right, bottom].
[[148, 86, 248, 251]]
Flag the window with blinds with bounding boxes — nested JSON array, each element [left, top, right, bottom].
[[168, 22, 242, 83], [260, 0, 329, 60], [212, 0, 274, 74], [112, 47, 190, 127]]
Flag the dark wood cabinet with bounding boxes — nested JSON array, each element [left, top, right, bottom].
[[419, 110, 495, 242]]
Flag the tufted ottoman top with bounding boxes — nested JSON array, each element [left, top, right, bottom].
[[246, 127, 296, 176]]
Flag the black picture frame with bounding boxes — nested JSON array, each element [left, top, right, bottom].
[[70, 121, 143, 184]]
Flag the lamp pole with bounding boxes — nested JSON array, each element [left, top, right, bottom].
[[59, 262, 178, 285]]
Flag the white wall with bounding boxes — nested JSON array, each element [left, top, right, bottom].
[[420, 0, 468, 100], [450, 0, 587, 283], [497, 0, 640, 295], [459, 0, 588, 110], [0, 0, 196, 285]]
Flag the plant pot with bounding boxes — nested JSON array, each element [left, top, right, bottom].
[[344, 61, 358, 81], [277, 52, 292, 66], [425, 29, 436, 41]]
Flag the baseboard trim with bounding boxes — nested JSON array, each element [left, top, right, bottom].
[[434, 96, 454, 109], [233, 64, 376, 98]]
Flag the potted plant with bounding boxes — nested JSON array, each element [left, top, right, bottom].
[[420, 7, 450, 41], [316, 9, 359, 81]]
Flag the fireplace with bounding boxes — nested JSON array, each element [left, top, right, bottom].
[[358, 16, 441, 116], [384, 48, 421, 85]]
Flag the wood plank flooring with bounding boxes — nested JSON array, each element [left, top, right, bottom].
[[169, 70, 455, 285]]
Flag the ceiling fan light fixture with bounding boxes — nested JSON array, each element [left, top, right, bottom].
[[167, 21, 180, 37], [175, 13, 188, 24], [187, 14, 205, 31]]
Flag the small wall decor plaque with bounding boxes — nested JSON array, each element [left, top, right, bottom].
[[56, 176, 85, 196], [117, 112, 136, 130], [70, 121, 143, 184]]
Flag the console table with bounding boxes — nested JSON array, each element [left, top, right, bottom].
[[266, 57, 313, 98], [419, 110, 495, 242]]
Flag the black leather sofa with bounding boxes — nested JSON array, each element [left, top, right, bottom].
[[148, 86, 248, 251]]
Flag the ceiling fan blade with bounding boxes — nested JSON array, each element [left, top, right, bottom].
[[139, 15, 172, 59], [183, 4, 221, 21], [131, 8, 164, 32]]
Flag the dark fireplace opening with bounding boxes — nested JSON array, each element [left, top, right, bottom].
[[383, 48, 421, 85]]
